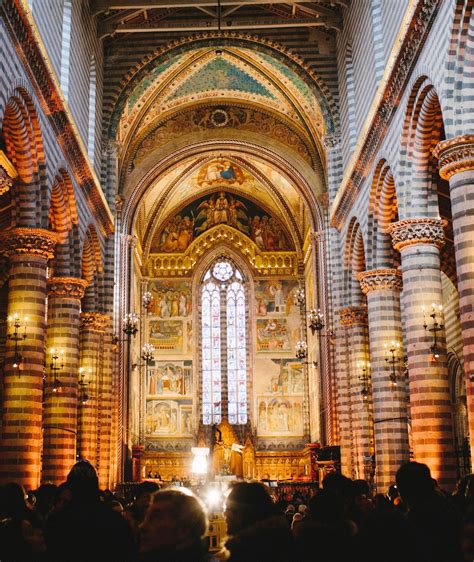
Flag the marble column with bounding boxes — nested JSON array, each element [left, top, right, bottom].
[[387, 218, 456, 488], [339, 306, 374, 481], [0, 228, 56, 489], [358, 269, 410, 491], [436, 135, 474, 461], [42, 277, 88, 484]]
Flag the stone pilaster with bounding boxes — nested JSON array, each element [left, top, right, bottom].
[[358, 269, 410, 491], [435, 135, 474, 462], [338, 306, 374, 482], [0, 228, 57, 490], [80, 312, 111, 488], [387, 218, 456, 488], [42, 277, 88, 484]]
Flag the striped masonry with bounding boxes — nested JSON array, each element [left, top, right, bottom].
[[387, 219, 457, 489], [42, 277, 87, 484], [359, 269, 410, 492], [436, 134, 474, 462], [98, 320, 113, 489], [0, 228, 56, 490]]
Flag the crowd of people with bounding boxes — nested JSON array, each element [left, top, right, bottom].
[[0, 460, 473, 562]]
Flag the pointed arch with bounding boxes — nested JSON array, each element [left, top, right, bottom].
[[81, 225, 103, 312], [344, 218, 367, 306]]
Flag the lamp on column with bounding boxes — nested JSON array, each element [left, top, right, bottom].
[[7, 313, 27, 370], [422, 304, 443, 360], [294, 286, 332, 338], [123, 312, 139, 338], [78, 367, 91, 405], [295, 340, 308, 360], [385, 341, 402, 389], [50, 348, 64, 393], [141, 343, 155, 366], [142, 291, 153, 312], [359, 361, 371, 401]]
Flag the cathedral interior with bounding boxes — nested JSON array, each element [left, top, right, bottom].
[[0, 0, 473, 495]]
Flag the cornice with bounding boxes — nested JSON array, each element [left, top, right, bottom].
[[329, 0, 439, 230], [1, 0, 114, 236]]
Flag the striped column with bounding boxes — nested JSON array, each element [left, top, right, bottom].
[[42, 277, 88, 484], [339, 306, 374, 481], [387, 219, 456, 489], [358, 269, 410, 491], [335, 313, 354, 478], [77, 312, 107, 467], [436, 135, 474, 462], [0, 228, 57, 490], [97, 317, 113, 489]]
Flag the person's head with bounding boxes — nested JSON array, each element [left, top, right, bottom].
[[139, 488, 207, 555], [225, 482, 277, 535], [0, 482, 28, 519], [308, 489, 345, 526], [66, 460, 99, 501], [395, 462, 435, 506]]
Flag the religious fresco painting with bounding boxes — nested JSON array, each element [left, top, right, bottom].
[[146, 399, 193, 436], [147, 360, 193, 397], [255, 359, 305, 437], [148, 280, 192, 318], [152, 184, 292, 253], [256, 318, 292, 352], [254, 280, 297, 316], [149, 319, 184, 352]]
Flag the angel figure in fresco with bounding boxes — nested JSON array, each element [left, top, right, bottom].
[[213, 192, 230, 224]]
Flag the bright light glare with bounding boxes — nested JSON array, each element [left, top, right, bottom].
[[206, 488, 222, 507], [191, 447, 209, 475]]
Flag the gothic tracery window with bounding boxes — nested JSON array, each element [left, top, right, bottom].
[[201, 259, 247, 425]]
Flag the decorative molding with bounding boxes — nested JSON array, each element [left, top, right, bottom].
[[322, 134, 341, 149], [147, 224, 298, 277], [0, 150, 18, 195], [357, 268, 403, 294], [80, 312, 109, 332], [385, 218, 446, 251], [434, 134, 474, 180], [330, 0, 440, 229], [339, 305, 368, 327], [1, 0, 114, 236], [0, 228, 57, 259], [47, 277, 88, 299]]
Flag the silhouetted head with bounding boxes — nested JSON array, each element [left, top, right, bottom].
[[0, 482, 28, 519], [308, 489, 345, 526], [395, 462, 435, 506], [225, 482, 277, 535], [139, 488, 207, 555], [66, 460, 99, 501]]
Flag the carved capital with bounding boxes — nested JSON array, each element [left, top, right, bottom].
[[357, 268, 402, 294], [0, 228, 57, 259], [339, 306, 368, 327], [434, 135, 474, 179], [0, 150, 18, 196], [47, 277, 88, 299], [80, 312, 109, 332], [385, 218, 446, 251]]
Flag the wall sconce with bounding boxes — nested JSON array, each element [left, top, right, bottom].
[[142, 291, 153, 311], [8, 313, 27, 370], [295, 340, 308, 360], [422, 304, 443, 360], [141, 343, 155, 366], [385, 341, 402, 389], [123, 312, 139, 337], [359, 361, 371, 401], [294, 287, 306, 308], [78, 367, 91, 405], [294, 286, 331, 338], [50, 348, 64, 393], [308, 309, 325, 334]]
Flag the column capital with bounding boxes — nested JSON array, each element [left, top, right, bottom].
[[357, 268, 403, 294], [0, 228, 57, 259], [47, 277, 88, 299], [339, 305, 368, 327], [81, 311, 109, 332], [0, 150, 17, 196], [385, 218, 446, 251], [434, 134, 474, 180]]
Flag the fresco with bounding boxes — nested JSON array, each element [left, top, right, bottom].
[[149, 320, 184, 352], [148, 280, 192, 318], [254, 280, 297, 316], [152, 188, 292, 253], [255, 359, 305, 437], [256, 318, 292, 352], [147, 361, 193, 397], [146, 400, 193, 436]]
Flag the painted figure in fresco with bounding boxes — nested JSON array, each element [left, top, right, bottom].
[[214, 192, 230, 224]]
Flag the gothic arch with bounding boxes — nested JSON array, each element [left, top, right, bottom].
[[81, 225, 103, 312], [344, 218, 367, 306]]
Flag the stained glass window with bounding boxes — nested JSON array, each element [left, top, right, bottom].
[[201, 259, 247, 425]]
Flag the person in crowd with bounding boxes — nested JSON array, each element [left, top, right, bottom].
[[124, 480, 160, 542], [139, 487, 208, 562], [45, 460, 135, 562], [224, 482, 294, 562], [395, 461, 463, 562]]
